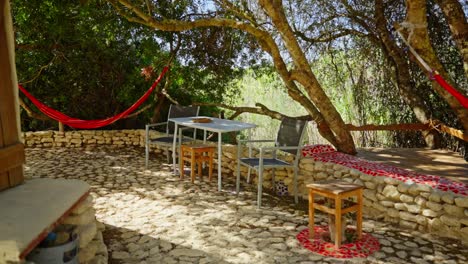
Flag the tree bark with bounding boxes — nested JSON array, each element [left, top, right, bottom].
[[375, 0, 440, 148], [397, 0, 468, 132], [434, 0, 468, 78], [259, 0, 356, 154]]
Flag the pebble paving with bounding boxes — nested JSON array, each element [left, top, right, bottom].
[[24, 146, 468, 264]]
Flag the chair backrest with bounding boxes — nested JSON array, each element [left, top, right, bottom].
[[167, 104, 200, 134], [276, 117, 308, 155]]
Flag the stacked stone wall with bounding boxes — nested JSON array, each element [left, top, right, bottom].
[[23, 130, 468, 243], [62, 195, 108, 264]]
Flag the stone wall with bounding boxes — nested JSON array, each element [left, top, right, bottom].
[[298, 160, 468, 243], [62, 194, 108, 264], [23, 130, 468, 243]]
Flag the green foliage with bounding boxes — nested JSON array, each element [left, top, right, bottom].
[[232, 68, 307, 141], [14, 0, 156, 130], [13, 0, 244, 131]]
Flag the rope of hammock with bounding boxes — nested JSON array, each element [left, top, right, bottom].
[[395, 29, 468, 109], [19, 66, 169, 129]]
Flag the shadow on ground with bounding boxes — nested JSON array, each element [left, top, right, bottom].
[[24, 146, 468, 264]]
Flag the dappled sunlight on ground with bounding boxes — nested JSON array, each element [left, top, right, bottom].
[[24, 146, 468, 264]]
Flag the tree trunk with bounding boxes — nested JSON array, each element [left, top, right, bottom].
[[434, 0, 468, 78], [375, 0, 440, 148], [398, 0, 468, 132], [259, 0, 356, 154]]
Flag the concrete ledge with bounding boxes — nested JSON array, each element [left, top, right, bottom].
[[0, 178, 89, 261]]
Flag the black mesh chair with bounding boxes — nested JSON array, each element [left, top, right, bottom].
[[236, 117, 307, 207], [145, 105, 199, 168]]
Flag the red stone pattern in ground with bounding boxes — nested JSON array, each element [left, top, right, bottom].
[[296, 226, 380, 259], [302, 145, 468, 196]]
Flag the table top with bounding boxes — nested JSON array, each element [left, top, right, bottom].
[[168, 116, 257, 133], [306, 179, 363, 195]]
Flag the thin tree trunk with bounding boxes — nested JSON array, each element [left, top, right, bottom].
[[375, 0, 440, 148], [259, 0, 356, 154], [435, 0, 468, 78], [397, 0, 468, 132]]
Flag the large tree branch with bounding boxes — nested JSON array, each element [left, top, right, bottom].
[[18, 97, 50, 121], [192, 102, 311, 121], [215, 0, 258, 26], [259, 0, 355, 154], [294, 28, 368, 43]]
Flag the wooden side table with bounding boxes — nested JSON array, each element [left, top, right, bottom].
[[180, 144, 215, 183], [307, 179, 363, 249]]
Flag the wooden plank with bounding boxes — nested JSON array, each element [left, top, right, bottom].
[[308, 191, 315, 238], [8, 166, 24, 187], [0, 173, 9, 191], [0, 0, 19, 147], [346, 123, 429, 131], [0, 113, 10, 191], [437, 123, 468, 142], [342, 204, 359, 214], [0, 178, 90, 261], [0, 143, 25, 174], [307, 179, 362, 194], [313, 203, 335, 214], [0, 0, 24, 190]]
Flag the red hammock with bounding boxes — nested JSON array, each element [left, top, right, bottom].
[[433, 73, 468, 108], [19, 66, 169, 129], [396, 30, 468, 109]]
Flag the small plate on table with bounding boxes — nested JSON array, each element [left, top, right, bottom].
[[191, 117, 212, 123]]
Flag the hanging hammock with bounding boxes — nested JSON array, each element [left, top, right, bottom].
[[19, 66, 169, 129], [396, 30, 468, 109]]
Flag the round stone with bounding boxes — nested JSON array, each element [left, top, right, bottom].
[[404, 241, 418, 248], [379, 239, 392, 246], [382, 247, 395, 253], [396, 251, 408, 259]]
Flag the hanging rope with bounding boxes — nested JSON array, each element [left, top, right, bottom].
[[395, 29, 468, 109], [19, 66, 169, 129]]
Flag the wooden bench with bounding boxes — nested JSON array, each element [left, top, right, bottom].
[[180, 144, 215, 183], [307, 179, 363, 249]]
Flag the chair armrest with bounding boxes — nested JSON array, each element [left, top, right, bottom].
[[256, 146, 302, 165], [260, 146, 303, 152], [239, 139, 275, 144], [146, 122, 168, 129]]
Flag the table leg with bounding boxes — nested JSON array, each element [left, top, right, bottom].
[[178, 128, 183, 175], [236, 137, 241, 194], [172, 123, 178, 175], [190, 149, 196, 183], [335, 197, 342, 249], [208, 150, 213, 182], [180, 146, 184, 180], [218, 132, 222, 191], [309, 190, 315, 239], [247, 130, 251, 183], [357, 188, 363, 240], [203, 130, 207, 169]]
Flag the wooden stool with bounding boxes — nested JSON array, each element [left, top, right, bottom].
[[307, 179, 363, 249], [180, 144, 215, 183]]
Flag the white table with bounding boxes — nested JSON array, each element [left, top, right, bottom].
[[168, 116, 256, 191]]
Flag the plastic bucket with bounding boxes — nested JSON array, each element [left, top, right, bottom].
[[26, 233, 79, 264]]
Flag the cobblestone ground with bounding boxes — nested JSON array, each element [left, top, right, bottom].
[[25, 146, 467, 264]]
